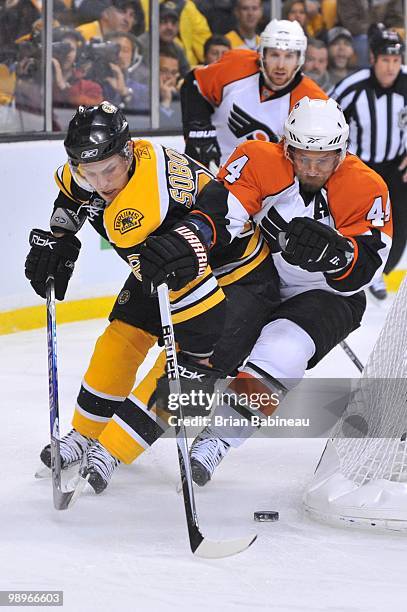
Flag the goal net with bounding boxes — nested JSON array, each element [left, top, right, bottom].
[[303, 275, 407, 531]]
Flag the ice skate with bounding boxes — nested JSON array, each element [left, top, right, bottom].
[[80, 441, 120, 494], [190, 428, 230, 486]]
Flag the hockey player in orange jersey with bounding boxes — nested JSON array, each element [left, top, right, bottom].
[[181, 19, 327, 167], [142, 97, 393, 486]]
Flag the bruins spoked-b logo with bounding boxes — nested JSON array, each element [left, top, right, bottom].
[[114, 208, 144, 234]]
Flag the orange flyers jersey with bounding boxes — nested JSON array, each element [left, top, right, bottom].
[[194, 49, 327, 164], [193, 141, 392, 299]]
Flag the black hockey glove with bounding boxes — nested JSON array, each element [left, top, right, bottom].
[[25, 229, 81, 300], [184, 121, 221, 169], [157, 352, 225, 416], [279, 217, 354, 274], [139, 222, 208, 295]]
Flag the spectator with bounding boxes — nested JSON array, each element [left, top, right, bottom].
[[283, 0, 308, 31], [225, 0, 263, 50], [336, 0, 369, 67], [137, 2, 190, 78], [284, 0, 326, 39], [140, 0, 212, 67], [51, 28, 103, 109], [76, 0, 139, 42], [195, 0, 235, 36], [0, 0, 40, 46], [105, 31, 149, 111], [203, 35, 231, 65], [159, 42, 182, 128], [304, 38, 333, 90], [304, 0, 326, 38], [327, 26, 355, 84]]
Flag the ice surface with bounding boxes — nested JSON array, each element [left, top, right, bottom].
[[1, 296, 406, 612]]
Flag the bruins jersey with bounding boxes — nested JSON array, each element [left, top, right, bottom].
[[192, 49, 327, 163], [191, 140, 392, 299], [52, 138, 269, 308]]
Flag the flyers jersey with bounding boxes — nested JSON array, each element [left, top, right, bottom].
[[192, 141, 392, 299], [193, 49, 327, 163]]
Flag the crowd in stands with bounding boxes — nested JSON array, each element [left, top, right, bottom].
[[0, 0, 405, 132]]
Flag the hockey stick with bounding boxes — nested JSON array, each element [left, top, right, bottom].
[[339, 340, 364, 373], [157, 283, 257, 558], [46, 276, 83, 510]]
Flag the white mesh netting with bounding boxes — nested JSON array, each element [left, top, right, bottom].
[[303, 276, 407, 529]]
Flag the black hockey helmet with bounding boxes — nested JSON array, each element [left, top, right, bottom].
[[369, 24, 405, 58], [64, 101, 130, 165]]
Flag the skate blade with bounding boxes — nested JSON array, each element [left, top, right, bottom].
[[35, 465, 51, 479]]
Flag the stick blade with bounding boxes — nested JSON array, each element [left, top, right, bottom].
[[53, 474, 89, 510], [193, 534, 257, 559]]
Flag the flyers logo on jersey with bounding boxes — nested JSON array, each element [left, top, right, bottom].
[[228, 104, 279, 143], [114, 208, 144, 234]]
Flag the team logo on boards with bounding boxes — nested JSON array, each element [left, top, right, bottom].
[[114, 208, 144, 234], [228, 104, 279, 143]]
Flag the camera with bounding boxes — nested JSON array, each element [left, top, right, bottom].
[[78, 41, 121, 83]]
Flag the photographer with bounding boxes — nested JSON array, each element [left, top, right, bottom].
[[105, 32, 148, 112], [51, 28, 103, 108]]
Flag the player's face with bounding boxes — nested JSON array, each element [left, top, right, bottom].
[[289, 148, 340, 192], [79, 150, 132, 203], [263, 48, 299, 88], [373, 54, 402, 88]]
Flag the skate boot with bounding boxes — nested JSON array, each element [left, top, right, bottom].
[[190, 427, 230, 486], [369, 276, 387, 300], [80, 441, 120, 494], [40, 428, 93, 470]]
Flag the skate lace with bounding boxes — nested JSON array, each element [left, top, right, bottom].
[[59, 429, 92, 463], [86, 442, 119, 481], [190, 436, 229, 475]]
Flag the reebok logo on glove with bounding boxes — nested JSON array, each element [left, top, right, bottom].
[[174, 226, 208, 276], [31, 233, 57, 249]]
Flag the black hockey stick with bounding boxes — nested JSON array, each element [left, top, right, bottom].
[[157, 283, 257, 558], [339, 340, 364, 373], [46, 276, 83, 510]]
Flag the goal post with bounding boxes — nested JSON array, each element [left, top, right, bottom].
[[303, 275, 407, 531]]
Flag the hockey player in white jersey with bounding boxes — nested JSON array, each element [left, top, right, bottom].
[[141, 97, 392, 486], [181, 19, 327, 167]]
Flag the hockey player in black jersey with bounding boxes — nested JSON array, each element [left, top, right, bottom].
[[25, 101, 280, 493]]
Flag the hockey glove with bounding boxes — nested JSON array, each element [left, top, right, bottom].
[[25, 229, 81, 300], [279, 217, 354, 274], [139, 222, 208, 295], [185, 121, 221, 169], [157, 352, 225, 416]]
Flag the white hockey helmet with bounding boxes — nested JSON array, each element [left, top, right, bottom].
[[259, 19, 307, 68], [284, 97, 349, 161]]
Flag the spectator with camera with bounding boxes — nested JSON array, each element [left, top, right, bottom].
[[104, 31, 149, 112]]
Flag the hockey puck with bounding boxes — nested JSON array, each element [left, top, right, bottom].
[[254, 511, 279, 522]]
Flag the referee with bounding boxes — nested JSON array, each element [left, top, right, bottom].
[[330, 26, 407, 300]]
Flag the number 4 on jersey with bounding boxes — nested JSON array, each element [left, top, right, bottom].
[[224, 155, 249, 184], [367, 195, 391, 227]]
